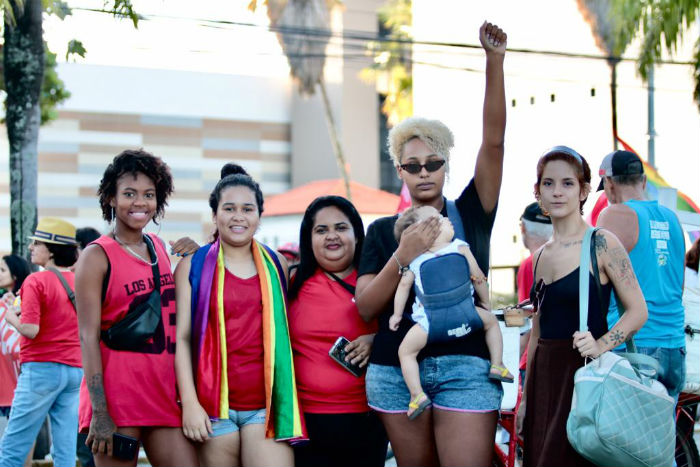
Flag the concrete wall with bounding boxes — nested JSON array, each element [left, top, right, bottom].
[[0, 63, 292, 252]]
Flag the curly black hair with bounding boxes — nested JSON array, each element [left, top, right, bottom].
[[97, 149, 174, 223]]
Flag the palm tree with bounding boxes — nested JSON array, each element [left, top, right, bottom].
[[576, 0, 638, 150], [250, 0, 352, 200], [608, 0, 700, 110]]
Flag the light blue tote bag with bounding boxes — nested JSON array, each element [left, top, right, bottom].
[[566, 228, 675, 467]]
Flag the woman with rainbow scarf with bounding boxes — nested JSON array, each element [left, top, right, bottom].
[[174, 164, 304, 466]]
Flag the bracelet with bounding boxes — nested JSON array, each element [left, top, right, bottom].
[[392, 253, 409, 276]]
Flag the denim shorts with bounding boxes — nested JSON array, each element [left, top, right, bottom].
[[210, 408, 266, 437], [366, 354, 503, 413], [616, 346, 686, 402]]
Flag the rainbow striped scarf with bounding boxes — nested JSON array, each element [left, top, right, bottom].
[[189, 238, 305, 440]]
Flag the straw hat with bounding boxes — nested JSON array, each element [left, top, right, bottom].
[[27, 218, 77, 245]]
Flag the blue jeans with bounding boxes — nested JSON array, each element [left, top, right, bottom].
[[635, 346, 686, 402], [0, 362, 83, 467]]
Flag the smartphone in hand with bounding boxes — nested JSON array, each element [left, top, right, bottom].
[[113, 433, 139, 461], [328, 336, 364, 377]]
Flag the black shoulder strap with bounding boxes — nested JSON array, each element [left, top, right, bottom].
[[48, 268, 76, 311], [144, 235, 161, 292], [589, 228, 604, 309], [533, 248, 545, 278], [326, 271, 356, 296]]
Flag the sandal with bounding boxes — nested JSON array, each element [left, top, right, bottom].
[[489, 364, 515, 383], [407, 392, 432, 420]]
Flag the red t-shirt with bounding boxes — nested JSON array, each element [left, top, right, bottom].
[[79, 235, 181, 430], [517, 255, 534, 370], [289, 269, 377, 414], [0, 303, 21, 406], [517, 255, 534, 304], [19, 270, 81, 368], [213, 269, 265, 410]]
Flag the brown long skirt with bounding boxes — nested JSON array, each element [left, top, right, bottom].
[[523, 339, 595, 467]]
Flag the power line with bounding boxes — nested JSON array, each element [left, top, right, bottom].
[[71, 7, 695, 67]]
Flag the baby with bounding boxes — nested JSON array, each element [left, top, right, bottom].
[[391, 206, 514, 419]]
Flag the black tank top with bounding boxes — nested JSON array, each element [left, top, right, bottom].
[[531, 264, 612, 340]]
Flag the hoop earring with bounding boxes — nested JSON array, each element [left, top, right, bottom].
[[538, 199, 550, 217]]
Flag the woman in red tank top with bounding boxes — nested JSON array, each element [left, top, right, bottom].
[[75, 149, 198, 467], [174, 163, 296, 466]]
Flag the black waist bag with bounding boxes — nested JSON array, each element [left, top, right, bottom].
[[101, 235, 162, 351]]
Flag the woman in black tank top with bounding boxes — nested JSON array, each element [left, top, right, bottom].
[[520, 147, 647, 467]]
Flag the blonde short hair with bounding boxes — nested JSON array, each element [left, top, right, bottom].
[[388, 117, 454, 166]]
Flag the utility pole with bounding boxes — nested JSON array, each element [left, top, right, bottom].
[[647, 65, 656, 168]]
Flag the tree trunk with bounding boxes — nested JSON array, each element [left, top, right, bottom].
[[608, 58, 620, 150], [4, 0, 44, 257], [318, 80, 352, 201]]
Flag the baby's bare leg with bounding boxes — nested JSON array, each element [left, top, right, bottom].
[[398, 324, 428, 398], [475, 307, 504, 366]]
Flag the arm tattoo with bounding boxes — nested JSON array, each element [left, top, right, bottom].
[[594, 234, 608, 253], [606, 246, 637, 289], [88, 373, 109, 412], [600, 335, 609, 346], [609, 330, 625, 345]]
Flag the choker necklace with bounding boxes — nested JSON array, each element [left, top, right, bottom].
[[113, 233, 158, 266]]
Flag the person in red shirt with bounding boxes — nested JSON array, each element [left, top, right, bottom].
[[288, 196, 387, 467], [0, 218, 83, 467], [0, 254, 31, 412], [174, 164, 298, 467], [516, 202, 552, 378], [75, 150, 198, 467]]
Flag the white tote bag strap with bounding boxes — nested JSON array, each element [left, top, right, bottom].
[[578, 227, 594, 332]]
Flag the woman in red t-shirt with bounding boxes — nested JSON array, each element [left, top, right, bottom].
[[75, 149, 198, 467], [0, 254, 31, 410], [288, 196, 388, 467], [174, 163, 300, 467]]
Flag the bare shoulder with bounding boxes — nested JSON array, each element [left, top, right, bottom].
[[75, 243, 108, 277], [597, 204, 636, 230], [173, 253, 193, 280]]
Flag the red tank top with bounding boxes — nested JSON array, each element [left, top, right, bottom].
[[79, 234, 181, 430], [211, 269, 265, 410]]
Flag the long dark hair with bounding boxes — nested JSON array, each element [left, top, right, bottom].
[[288, 196, 364, 300], [2, 254, 31, 293]]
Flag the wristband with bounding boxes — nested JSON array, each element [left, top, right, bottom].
[[392, 253, 409, 276]]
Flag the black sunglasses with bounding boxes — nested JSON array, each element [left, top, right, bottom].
[[399, 159, 446, 174]]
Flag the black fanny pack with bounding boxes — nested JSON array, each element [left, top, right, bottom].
[[101, 235, 162, 351]]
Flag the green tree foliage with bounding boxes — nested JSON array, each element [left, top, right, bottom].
[[361, 0, 412, 126], [609, 0, 700, 109]]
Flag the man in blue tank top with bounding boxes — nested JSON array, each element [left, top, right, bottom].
[[596, 150, 686, 401]]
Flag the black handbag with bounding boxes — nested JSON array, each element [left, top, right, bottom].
[[100, 235, 162, 351]]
